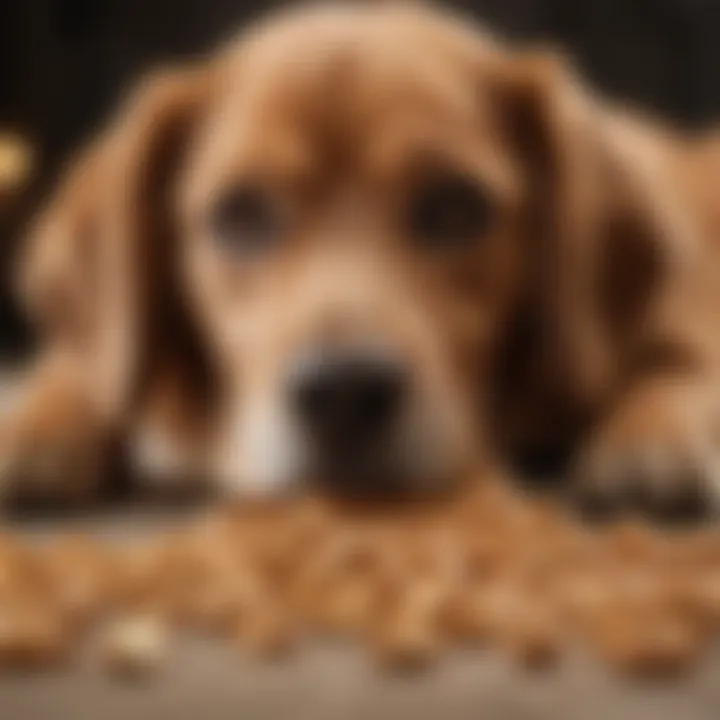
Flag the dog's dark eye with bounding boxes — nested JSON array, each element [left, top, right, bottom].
[[410, 176, 492, 248], [209, 186, 284, 256]]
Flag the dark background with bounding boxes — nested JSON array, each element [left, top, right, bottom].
[[2, 0, 720, 356]]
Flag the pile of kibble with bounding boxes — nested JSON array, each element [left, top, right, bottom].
[[1, 479, 720, 680]]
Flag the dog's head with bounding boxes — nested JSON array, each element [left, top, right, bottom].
[[21, 3, 688, 498]]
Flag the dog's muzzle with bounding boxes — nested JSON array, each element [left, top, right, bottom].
[[287, 347, 409, 496]]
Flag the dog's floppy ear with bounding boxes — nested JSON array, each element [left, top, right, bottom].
[[18, 66, 216, 424], [499, 51, 697, 408]]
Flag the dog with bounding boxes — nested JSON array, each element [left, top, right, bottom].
[[2, 1, 720, 515]]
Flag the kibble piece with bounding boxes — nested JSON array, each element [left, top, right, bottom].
[[462, 534, 504, 572], [102, 616, 169, 679], [370, 581, 445, 673], [590, 609, 702, 679], [320, 578, 379, 635], [674, 571, 720, 630], [0, 605, 69, 671], [43, 536, 114, 630], [472, 579, 563, 670], [667, 532, 720, 568], [499, 608, 562, 670], [291, 530, 386, 626], [234, 601, 298, 659], [605, 522, 661, 563], [439, 585, 494, 643], [182, 557, 264, 635], [0, 542, 49, 601], [371, 611, 442, 672], [470, 579, 528, 637], [278, 497, 334, 551]]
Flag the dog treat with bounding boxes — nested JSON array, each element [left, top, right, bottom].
[[501, 610, 562, 670], [0, 603, 69, 670], [679, 571, 720, 629], [589, 607, 702, 678], [102, 615, 169, 679], [440, 583, 496, 643], [4, 483, 720, 680], [42, 535, 113, 630], [371, 581, 445, 672], [234, 600, 298, 658]]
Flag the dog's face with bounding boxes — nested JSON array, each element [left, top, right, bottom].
[[175, 6, 530, 497], [26, 4, 671, 500]]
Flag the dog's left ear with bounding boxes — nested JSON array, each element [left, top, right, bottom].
[[19, 66, 217, 424], [496, 51, 699, 407]]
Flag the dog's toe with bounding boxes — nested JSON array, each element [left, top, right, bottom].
[[0, 426, 105, 513], [574, 443, 717, 522]]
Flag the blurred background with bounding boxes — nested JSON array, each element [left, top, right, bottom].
[[2, 0, 720, 360]]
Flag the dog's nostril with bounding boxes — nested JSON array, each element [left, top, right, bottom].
[[290, 351, 406, 442]]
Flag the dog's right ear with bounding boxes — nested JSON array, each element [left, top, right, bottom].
[[17, 65, 217, 425], [496, 51, 700, 409]]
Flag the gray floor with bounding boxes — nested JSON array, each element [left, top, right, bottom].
[[3, 631, 720, 720]]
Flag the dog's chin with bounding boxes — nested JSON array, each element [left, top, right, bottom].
[[215, 397, 471, 501], [305, 453, 436, 501], [216, 440, 462, 503], [216, 449, 458, 502]]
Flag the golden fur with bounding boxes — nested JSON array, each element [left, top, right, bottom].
[[3, 2, 720, 513]]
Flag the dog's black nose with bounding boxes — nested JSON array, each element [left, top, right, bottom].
[[290, 350, 406, 450]]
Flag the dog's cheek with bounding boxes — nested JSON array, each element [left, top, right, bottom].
[[397, 360, 480, 491]]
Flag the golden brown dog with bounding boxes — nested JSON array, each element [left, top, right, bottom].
[[3, 2, 720, 514]]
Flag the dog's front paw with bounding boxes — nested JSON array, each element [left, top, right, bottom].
[[573, 380, 720, 520], [0, 400, 105, 511]]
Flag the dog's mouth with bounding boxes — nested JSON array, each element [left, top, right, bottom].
[[303, 415, 470, 501], [308, 447, 415, 500]]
